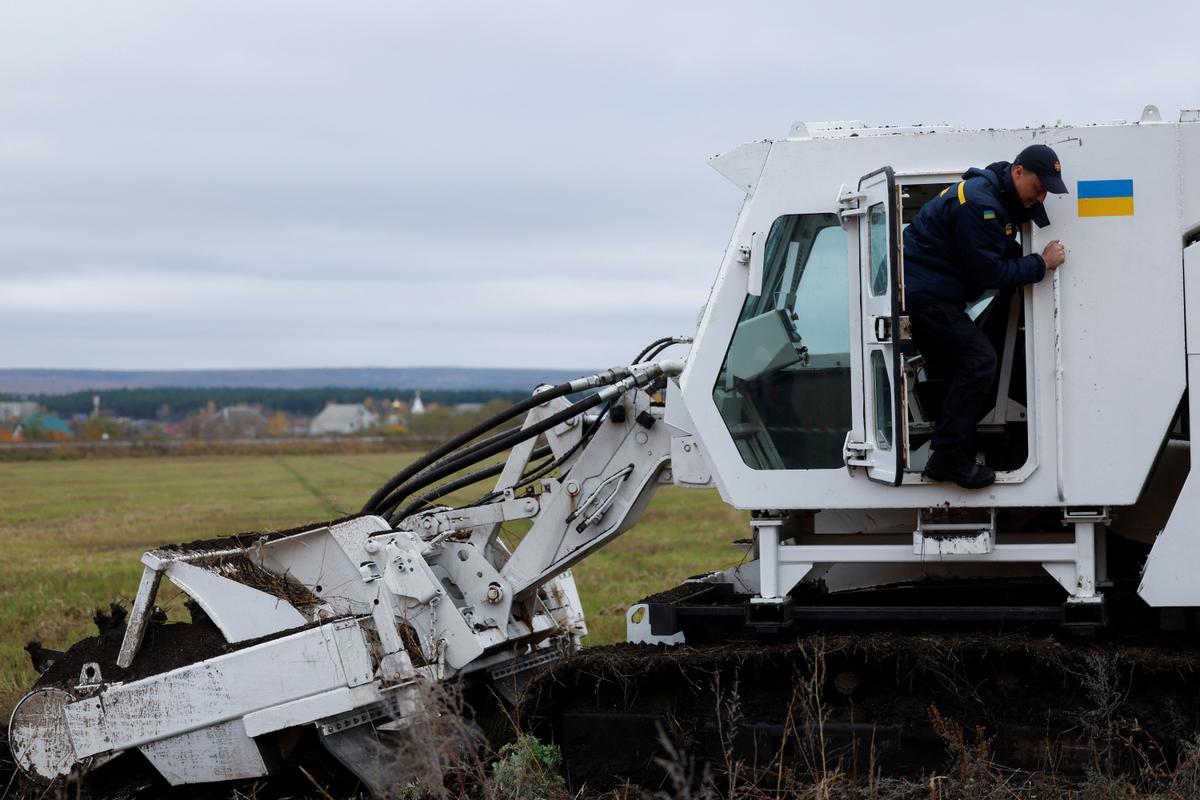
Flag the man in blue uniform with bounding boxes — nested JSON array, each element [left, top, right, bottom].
[[905, 144, 1068, 488]]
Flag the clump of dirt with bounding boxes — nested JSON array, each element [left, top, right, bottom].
[[159, 514, 361, 555], [36, 618, 229, 691]]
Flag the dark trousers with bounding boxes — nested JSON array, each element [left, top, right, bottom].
[[909, 301, 998, 456]]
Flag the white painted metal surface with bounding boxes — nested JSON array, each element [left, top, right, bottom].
[[682, 120, 1188, 509], [165, 560, 308, 643], [625, 603, 686, 645], [66, 620, 374, 758], [1140, 243, 1200, 605], [8, 688, 83, 782], [242, 684, 386, 738], [140, 720, 267, 784]]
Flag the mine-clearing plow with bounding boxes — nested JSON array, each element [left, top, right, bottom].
[[12, 110, 1200, 796]]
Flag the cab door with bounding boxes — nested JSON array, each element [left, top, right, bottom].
[[840, 166, 908, 484]]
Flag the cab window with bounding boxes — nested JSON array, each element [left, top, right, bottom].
[[712, 213, 851, 469]]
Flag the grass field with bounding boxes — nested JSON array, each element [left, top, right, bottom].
[[0, 452, 746, 714]]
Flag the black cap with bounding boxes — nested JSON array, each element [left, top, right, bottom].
[[1014, 144, 1068, 194]]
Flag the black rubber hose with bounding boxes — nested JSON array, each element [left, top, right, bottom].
[[632, 337, 678, 365], [478, 342, 685, 503], [515, 402, 608, 489], [390, 445, 553, 522], [472, 438, 575, 508], [375, 389, 611, 518], [468, 352, 669, 510], [373, 387, 615, 518], [643, 338, 688, 363], [361, 375, 612, 514]]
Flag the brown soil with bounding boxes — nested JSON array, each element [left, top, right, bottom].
[[158, 514, 360, 554], [35, 620, 229, 691]]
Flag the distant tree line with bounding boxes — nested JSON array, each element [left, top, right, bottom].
[[0, 387, 532, 420]]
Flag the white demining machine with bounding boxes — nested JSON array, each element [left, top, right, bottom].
[[12, 106, 1200, 794]]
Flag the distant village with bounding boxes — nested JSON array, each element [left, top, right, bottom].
[[0, 390, 498, 443]]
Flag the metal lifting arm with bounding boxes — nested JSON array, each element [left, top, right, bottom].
[[399, 359, 681, 601]]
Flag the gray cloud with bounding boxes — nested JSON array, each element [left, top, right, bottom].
[[1, 1, 1197, 370]]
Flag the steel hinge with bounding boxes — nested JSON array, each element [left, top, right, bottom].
[[837, 185, 866, 219], [843, 439, 874, 467], [873, 315, 911, 342]]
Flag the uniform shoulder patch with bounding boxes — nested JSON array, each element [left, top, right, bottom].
[[982, 209, 997, 220]]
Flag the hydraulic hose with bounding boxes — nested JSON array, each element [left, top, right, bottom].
[[631, 337, 679, 365], [639, 336, 691, 364], [470, 341, 688, 507], [361, 367, 633, 515], [632, 336, 690, 365], [389, 445, 553, 523], [376, 365, 671, 519], [375, 388, 612, 518], [376, 396, 606, 515]]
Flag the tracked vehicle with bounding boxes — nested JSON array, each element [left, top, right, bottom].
[[11, 106, 1200, 794]]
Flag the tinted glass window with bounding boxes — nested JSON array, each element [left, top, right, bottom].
[[868, 202, 888, 297], [871, 350, 892, 450], [713, 214, 851, 470]]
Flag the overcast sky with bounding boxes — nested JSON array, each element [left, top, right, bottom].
[[1, 1, 1196, 372]]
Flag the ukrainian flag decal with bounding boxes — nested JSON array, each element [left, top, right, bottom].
[[1078, 179, 1134, 217], [982, 209, 996, 220]]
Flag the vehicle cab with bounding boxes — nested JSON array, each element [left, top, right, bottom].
[[676, 114, 1196, 513]]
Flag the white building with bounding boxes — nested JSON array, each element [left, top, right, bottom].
[[201, 406, 269, 439], [410, 391, 426, 415], [0, 401, 39, 422], [308, 403, 379, 435]]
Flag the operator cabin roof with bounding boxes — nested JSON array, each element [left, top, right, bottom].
[[309, 403, 378, 435], [708, 106, 1195, 195]]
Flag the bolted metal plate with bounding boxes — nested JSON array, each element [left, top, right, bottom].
[[7, 687, 88, 782]]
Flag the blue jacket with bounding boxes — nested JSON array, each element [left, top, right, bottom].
[[903, 162, 1049, 308]]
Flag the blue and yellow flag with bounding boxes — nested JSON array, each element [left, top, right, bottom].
[[1078, 179, 1134, 217]]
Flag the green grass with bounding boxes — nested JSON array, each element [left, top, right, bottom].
[[0, 453, 746, 713]]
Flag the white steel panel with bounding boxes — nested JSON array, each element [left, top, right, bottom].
[[165, 561, 308, 643], [1181, 120, 1200, 237], [258, 526, 375, 617], [680, 122, 1186, 509], [1185, 242, 1200, 354], [332, 619, 377, 687], [140, 720, 266, 784], [241, 684, 380, 737], [777, 542, 1076, 564], [1140, 350, 1200, 606], [708, 140, 772, 195], [65, 621, 371, 758]]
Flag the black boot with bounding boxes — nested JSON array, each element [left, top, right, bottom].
[[923, 449, 995, 489]]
